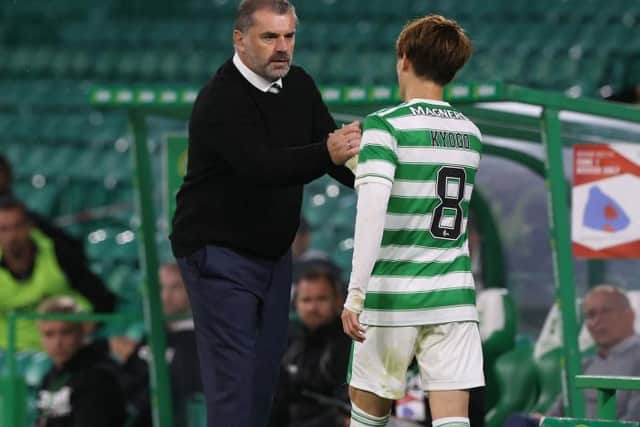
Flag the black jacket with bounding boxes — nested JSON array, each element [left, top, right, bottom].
[[269, 318, 352, 427], [36, 342, 126, 427]]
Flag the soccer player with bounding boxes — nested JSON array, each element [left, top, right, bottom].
[[341, 15, 484, 427]]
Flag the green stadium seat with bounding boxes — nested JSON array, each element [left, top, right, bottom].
[[49, 50, 74, 78], [331, 237, 354, 281], [529, 348, 563, 413], [29, 47, 55, 78], [186, 393, 207, 427], [7, 48, 33, 77], [309, 229, 336, 254], [95, 51, 120, 80], [160, 51, 183, 81], [303, 193, 340, 229], [485, 336, 538, 427], [478, 288, 518, 411], [116, 51, 142, 81]]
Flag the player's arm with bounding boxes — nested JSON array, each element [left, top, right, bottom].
[[342, 115, 397, 342], [342, 182, 391, 342]]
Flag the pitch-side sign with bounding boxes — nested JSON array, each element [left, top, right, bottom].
[[572, 143, 640, 258]]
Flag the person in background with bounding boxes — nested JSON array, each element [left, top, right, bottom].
[[0, 154, 85, 258], [270, 261, 351, 427], [109, 262, 202, 427], [0, 195, 115, 350], [503, 285, 640, 427], [292, 216, 312, 260], [35, 296, 126, 427]]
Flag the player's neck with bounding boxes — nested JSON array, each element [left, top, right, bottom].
[[402, 78, 443, 102]]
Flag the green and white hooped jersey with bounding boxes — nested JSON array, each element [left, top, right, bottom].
[[355, 99, 482, 326]]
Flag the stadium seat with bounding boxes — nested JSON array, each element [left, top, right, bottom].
[[485, 336, 538, 427], [529, 347, 563, 413], [477, 288, 518, 412]]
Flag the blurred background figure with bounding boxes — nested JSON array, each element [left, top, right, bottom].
[[503, 285, 640, 427], [270, 260, 351, 427], [36, 296, 126, 427], [0, 195, 115, 350], [0, 154, 85, 255], [292, 216, 313, 261], [108, 261, 201, 427], [0, 154, 11, 195]]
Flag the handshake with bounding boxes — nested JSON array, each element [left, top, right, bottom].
[[327, 121, 361, 171]]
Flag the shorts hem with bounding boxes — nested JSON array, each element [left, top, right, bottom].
[[348, 379, 405, 400], [361, 318, 479, 327], [423, 378, 485, 391]]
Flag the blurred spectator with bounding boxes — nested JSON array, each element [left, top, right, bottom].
[[35, 296, 126, 427], [0, 154, 10, 194], [605, 84, 640, 104], [292, 216, 332, 264], [109, 262, 202, 427], [0, 154, 85, 256], [503, 285, 640, 427], [292, 217, 312, 260], [0, 195, 115, 350], [269, 261, 351, 427]]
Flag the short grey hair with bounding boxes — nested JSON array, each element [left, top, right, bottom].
[[234, 0, 297, 33], [585, 284, 631, 309]]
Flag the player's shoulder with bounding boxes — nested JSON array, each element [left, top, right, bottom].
[[363, 102, 409, 130]]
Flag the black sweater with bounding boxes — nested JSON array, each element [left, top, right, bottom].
[[170, 59, 353, 259]]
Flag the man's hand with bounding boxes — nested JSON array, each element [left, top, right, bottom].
[[341, 307, 366, 342], [327, 121, 361, 165]]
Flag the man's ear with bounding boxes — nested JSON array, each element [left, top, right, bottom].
[[233, 29, 244, 53]]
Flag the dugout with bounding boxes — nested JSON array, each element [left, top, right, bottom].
[[3, 81, 637, 427]]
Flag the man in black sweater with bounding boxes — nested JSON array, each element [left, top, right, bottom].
[[169, 1, 360, 426]]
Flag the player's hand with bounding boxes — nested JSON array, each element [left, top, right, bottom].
[[327, 121, 361, 165], [341, 307, 366, 342]]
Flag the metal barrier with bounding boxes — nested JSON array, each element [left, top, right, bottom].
[[575, 375, 640, 420]]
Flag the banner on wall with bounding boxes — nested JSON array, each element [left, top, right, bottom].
[[572, 143, 640, 258]]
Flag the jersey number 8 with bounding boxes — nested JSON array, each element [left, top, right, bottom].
[[430, 166, 466, 240]]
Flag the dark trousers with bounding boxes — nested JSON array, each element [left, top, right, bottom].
[[177, 245, 292, 427], [501, 414, 539, 427]]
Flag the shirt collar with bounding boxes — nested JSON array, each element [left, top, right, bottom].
[[601, 334, 640, 358], [406, 98, 451, 106], [233, 53, 283, 93]]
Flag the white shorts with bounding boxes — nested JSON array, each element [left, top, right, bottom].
[[347, 321, 484, 399]]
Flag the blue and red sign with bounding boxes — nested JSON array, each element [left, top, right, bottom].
[[572, 143, 640, 258]]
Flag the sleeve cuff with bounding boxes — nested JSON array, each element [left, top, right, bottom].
[[355, 175, 393, 190], [344, 288, 365, 314]]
